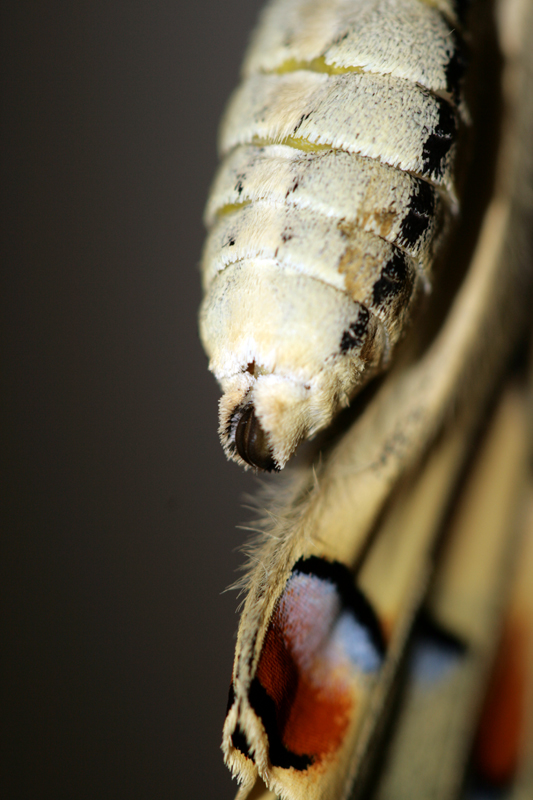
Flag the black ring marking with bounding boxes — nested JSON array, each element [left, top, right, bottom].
[[372, 251, 410, 308], [422, 99, 457, 179], [340, 306, 370, 353], [399, 180, 436, 247], [445, 31, 468, 102]]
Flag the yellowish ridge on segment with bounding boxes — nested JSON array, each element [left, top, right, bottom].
[[272, 56, 363, 76], [216, 201, 250, 218], [252, 135, 331, 153]]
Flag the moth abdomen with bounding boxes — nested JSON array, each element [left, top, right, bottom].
[[200, 0, 469, 469]]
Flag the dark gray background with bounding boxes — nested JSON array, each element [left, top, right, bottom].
[[2, 2, 266, 797]]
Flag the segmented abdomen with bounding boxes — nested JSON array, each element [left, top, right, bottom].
[[200, 0, 469, 469]]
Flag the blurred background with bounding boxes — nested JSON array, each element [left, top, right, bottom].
[[2, 2, 266, 797]]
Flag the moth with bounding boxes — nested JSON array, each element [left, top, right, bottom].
[[198, 0, 533, 798], [200, 0, 471, 471]]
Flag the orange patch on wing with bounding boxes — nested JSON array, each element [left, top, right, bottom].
[[474, 618, 528, 785], [257, 611, 352, 762], [282, 668, 352, 758]]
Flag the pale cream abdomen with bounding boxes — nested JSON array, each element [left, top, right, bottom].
[[199, 0, 468, 470]]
